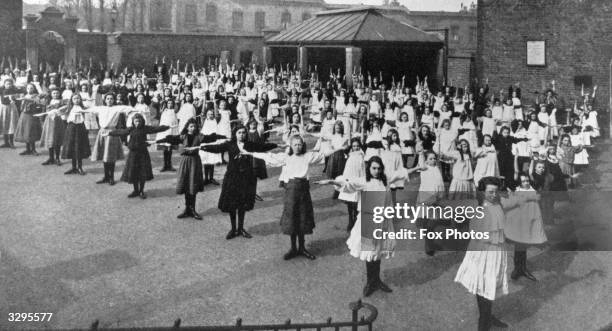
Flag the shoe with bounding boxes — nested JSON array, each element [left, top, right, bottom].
[[78, 168, 86, 175], [177, 208, 191, 219], [255, 194, 263, 201], [523, 269, 537, 281], [128, 191, 139, 198], [238, 229, 252, 238], [19, 150, 31, 155], [363, 281, 377, 297], [425, 249, 436, 257], [108, 178, 115, 186], [56, 160, 62, 166], [64, 168, 78, 175], [139, 192, 147, 199], [96, 177, 108, 184], [510, 268, 521, 281], [377, 280, 393, 293], [31, 150, 39, 156], [299, 248, 316, 260], [0, 144, 10, 148], [491, 316, 508, 328], [159, 167, 168, 172], [191, 209, 202, 220], [42, 159, 54, 165], [226, 230, 238, 240], [210, 179, 220, 185], [167, 167, 176, 172], [283, 249, 299, 260]]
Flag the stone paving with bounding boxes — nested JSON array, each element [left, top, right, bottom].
[[0, 138, 611, 330]]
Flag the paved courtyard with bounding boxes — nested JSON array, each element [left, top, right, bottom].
[[1, 138, 611, 330]]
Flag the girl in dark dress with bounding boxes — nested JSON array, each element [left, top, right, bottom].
[[156, 118, 225, 220], [108, 113, 170, 198], [247, 120, 268, 201], [61, 94, 92, 175], [15, 83, 43, 155], [201, 125, 277, 239], [493, 126, 529, 189]]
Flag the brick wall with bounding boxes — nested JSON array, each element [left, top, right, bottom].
[[76, 32, 108, 66], [477, 0, 611, 135], [448, 56, 473, 89], [109, 32, 264, 70]]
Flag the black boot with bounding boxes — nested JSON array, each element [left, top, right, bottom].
[[521, 251, 537, 281], [298, 234, 315, 260], [237, 209, 251, 238], [363, 261, 377, 297], [476, 295, 492, 331], [19, 143, 31, 155], [128, 182, 140, 198], [96, 163, 109, 184], [77, 159, 86, 175], [190, 194, 202, 220], [43, 148, 55, 165], [31, 143, 39, 156], [284, 234, 299, 260], [226, 211, 238, 239], [167, 151, 176, 171], [54, 147, 61, 165], [177, 194, 192, 219], [0, 134, 9, 148], [511, 250, 522, 280], [108, 163, 116, 185], [8, 134, 15, 148], [373, 260, 392, 293]]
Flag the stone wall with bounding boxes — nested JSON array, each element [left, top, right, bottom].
[[76, 32, 108, 66], [0, 0, 25, 59], [107, 32, 264, 70]]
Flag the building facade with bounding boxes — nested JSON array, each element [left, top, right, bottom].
[[123, 0, 327, 34], [477, 0, 610, 129]]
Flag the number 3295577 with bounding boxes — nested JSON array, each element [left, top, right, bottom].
[[8, 313, 53, 322]]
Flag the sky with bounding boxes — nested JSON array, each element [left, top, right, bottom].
[[23, 0, 468, 12]]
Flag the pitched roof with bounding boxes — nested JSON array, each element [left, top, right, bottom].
[[266, 7, 443, 46]]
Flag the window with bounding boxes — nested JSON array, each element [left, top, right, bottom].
[[185, 4, 197, 25], [281, 10, 292, 27], [255, 11, 266, 31], [450, 25, 460, 41], [232, 10, 243, 30], [206, 3, 217, 24], [302, 12, 311, 21], [151, 0, 172, 30], [469, 26, 476, 42]]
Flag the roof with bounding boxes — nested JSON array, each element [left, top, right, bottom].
[[266, 7, 443, 46]]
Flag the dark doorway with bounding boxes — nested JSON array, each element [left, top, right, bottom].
[[240, 50, 253, 67], [39, 31, 65, 68], [307, 47, 345, 82]]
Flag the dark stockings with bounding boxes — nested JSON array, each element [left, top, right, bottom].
[[346, 202, 358, 232], [284, 233, 314, 260], [364, 260, 391, 297], [512, 246, 536, 281], [204, 165, 214, 181], [476, 295, 492, 331]]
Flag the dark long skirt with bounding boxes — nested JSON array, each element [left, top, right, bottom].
[[62, 122, 91, 159], [176, 154, 204, 195], [121, 149, 154, 183], [218, 169, 257, 212], [326, 150, 347, 179], [253, 158, 268, 179], [15, 113, 42, 143], [280, 178, 315, 235]]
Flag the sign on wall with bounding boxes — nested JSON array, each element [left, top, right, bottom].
[[526, 40, 546, 66]]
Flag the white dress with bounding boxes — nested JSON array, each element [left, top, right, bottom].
[[454, 200, 509, 301], [582, 112, 600, 138], [473, 145, 500, 185], [199, 119, 223, 165], [364, 128, 383, 161], [416, 165, 446, 204], [481, 117, 496, 137], [337, 150, 365, 203], [217, 109, 232, 138], [176, 103, 196, 132], [380, 145, 404, 189], [342, 176, 404, 262], [155, 109, 179, 143], [458, 121, 478, 152], [448, 150, 476, 200], [397, 121, 415, 155], [505, 187, 547, 244], [570, 133, 589, 165]]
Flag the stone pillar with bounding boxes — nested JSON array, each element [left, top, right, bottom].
[[65, 16, 79, 72], [170, 0, 179, 33], [107, 34, 122, 68], [262, 46, 272, 66], [298, 46, 308, 73], [143, 0, 150, 32], [220, 50, 231, 66], [345, 47, 362, 88], [24, 15, 38, 74]]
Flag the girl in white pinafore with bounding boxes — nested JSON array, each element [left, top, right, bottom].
[[473, 134, 500, 186], [156, 100, 179, 172], [443, 139, 476, 200], [319, 156, 419, 297], [455, 176, 511, 330], [337, 138, 365, 232], [569, 125, 589, 168], [199, 109, 223, 184]]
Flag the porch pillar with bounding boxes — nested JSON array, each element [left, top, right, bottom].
[[298, 46, 308, 73], [345, 47, 362, 88]]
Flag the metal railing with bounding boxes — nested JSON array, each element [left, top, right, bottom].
[[84, 300, 377, 331]]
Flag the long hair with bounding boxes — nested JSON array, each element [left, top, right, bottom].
[[332, 120, 344, 135], [456, 139, 472, 161], [231, 124, 247, 142], [387, 128, 400, 146], [180, 117, 200, 135], [365, 156, 387, 186], [131, 113, 146, 128]]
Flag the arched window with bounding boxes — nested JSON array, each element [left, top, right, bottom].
[[232, 10, 243, 30], [281, 10, 292, 27], [302, 12, 311, 21], [206, 3, 217, 24]]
